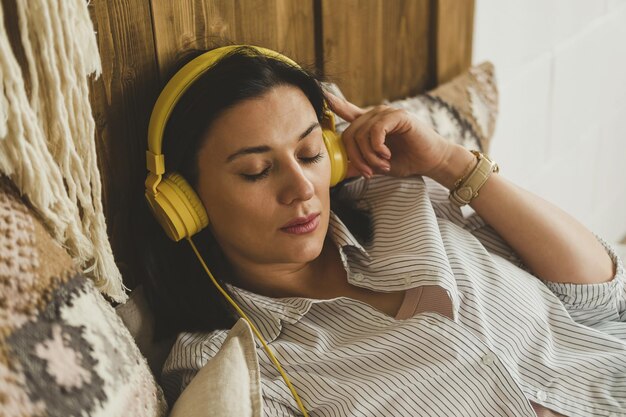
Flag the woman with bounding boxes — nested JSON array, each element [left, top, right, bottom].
[[138, 46, 625, 416]]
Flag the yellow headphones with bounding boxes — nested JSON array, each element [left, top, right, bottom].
[[145, 44, 348, 242]]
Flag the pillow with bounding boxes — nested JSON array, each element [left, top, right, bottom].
[[116, 285, 176, 377], [0, 176, 167, 417], [169, 318, 262, 417], [326, 61, 499, 154]]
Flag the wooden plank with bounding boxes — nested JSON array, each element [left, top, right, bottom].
[[381, 0, 433, 100], [434, 0, 475, 84], [150, 0, 316, 82], [321, 0, 431, 107], [321, 0, 383, 106], [87, 0, 161, 289]]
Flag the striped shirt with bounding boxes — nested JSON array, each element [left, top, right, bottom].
[[162, 175, 626, 417]]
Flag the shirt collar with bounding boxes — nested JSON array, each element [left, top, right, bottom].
[[328, 209, 372, 261]]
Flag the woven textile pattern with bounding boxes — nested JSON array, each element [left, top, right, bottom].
[[0, 177, 167, 417]]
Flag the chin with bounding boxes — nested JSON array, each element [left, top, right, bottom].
[[278, 233, 325, 261], [293, 238, 325, 259]]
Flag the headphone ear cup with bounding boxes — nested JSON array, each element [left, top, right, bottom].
[[321, 126, 348, 187], [144, 173, 209, 241]]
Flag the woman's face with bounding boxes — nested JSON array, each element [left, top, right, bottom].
[[195, 85, 332, 270]]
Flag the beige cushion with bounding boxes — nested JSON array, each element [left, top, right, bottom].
[[169, 318, 263, 417], [427, 61, 498, 153]]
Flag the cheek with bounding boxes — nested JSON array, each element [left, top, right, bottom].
[[317, 151, 333, 187], [204, 184, 270, 223]]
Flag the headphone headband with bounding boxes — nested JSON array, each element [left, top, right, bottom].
[[146, 45, 301, 174]]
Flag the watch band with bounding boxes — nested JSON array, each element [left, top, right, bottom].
[[449, 150, 499, 206]]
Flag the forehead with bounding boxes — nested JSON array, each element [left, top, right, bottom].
[[201, 85, 318, 156]]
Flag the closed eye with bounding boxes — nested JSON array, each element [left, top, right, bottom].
[[241, 166, 271, 182], [241, 152, 325, 182], [300, 152, 324, 164]]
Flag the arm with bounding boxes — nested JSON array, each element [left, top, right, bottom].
[[430, 143, 615, 285], [327, 94, 615, 285]]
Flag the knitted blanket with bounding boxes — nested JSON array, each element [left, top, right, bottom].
[[0, 177, 167, 417]]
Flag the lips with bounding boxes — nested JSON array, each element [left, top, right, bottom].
[[280, 213, 320, 234], [281, 213, 320, 229]]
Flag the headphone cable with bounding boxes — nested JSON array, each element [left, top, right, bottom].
[[186, 236, 310, 417]]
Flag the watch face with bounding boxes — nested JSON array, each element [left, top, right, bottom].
[[456, 186, 474, 202]]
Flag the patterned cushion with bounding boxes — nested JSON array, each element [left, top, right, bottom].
[[0, 176, 167, 417], [328, 61, 499, 154]]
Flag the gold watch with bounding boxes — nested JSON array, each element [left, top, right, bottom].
[[449, 150, 499, 206]]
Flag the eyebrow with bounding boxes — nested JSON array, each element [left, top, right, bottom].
[[225, 121, 320, 163]]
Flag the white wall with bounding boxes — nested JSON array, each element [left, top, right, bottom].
[[472, 0, 626, 243]]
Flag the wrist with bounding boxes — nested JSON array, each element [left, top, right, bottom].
[[427, 144, 476, 190]]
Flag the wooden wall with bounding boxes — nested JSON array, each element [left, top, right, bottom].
[[86, 0, 475, 289]]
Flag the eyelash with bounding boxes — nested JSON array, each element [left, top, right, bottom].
[[242, 153, 325, 182]]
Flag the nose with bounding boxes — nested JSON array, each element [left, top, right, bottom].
[[277, 159, 315, 205]]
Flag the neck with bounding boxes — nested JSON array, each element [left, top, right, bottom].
[[229, 236, 348, 300]]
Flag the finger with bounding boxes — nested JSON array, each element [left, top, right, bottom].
[[342, 131, 374, 177], [325, 92, 365, 122], [340, 106, 391, 176], [352, 111, 396, 170], [353, 129, 391, 172], [339, 104, 386, 152], [345, 160, 362, 179], [368, 117, 393, 160], [340, 111, 385, 177], [363, 108, 407, 160]]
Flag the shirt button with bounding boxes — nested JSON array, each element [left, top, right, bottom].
[[403, 274, 411, 285], [536, 390, 548, 402], [481, 353, 496, 366], [352, 273, 364, 282]]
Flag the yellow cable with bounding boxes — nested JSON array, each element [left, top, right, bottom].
[[186, 237, 309, 417]]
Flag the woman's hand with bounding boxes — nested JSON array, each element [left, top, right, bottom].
[[326, 92, 451, 180], [327, 94, 615, 287]]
